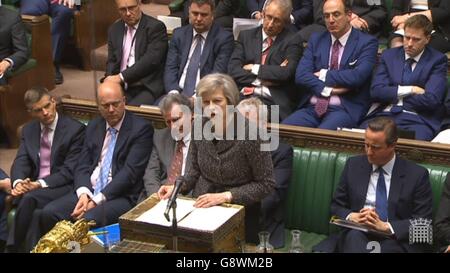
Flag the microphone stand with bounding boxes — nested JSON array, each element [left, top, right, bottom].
[[171, 200, 178, 252]]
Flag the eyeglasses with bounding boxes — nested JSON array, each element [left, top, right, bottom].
[[118, 5, 139, 14], [100, 100, 123, 110]]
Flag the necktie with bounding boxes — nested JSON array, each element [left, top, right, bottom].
[[375, 167, 388, 221], [183, 34, 203, 97], [402, 58, 415, 85], [315, 40, 341, 118], [95, 127, 118, 195], [167, 140, 185, 185], [243, 37, 273, 96], [120, 25, 135, 72], [38, 126, 51, 179]]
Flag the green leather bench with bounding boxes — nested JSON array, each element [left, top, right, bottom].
[[283, 147, 450, 252]]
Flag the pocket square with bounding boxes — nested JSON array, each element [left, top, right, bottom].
[[349, 59, 358, 66]]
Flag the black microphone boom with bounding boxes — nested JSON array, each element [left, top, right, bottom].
[[164, 177, 184, 222]]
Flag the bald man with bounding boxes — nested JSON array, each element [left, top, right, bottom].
[[40, 82, 153, 236]]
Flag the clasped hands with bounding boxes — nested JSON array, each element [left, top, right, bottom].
[[71, 193, 96, 220], [348, 207, 391, 233], [11, 178, 41, 197], [158, 185, 230, 208]]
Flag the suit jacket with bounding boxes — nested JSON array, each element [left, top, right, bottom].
[[228, 26, 304, 118], [351, 0, 387, 36], [0, 6, 29, 71], [391, 0, 450, 40], [261, 142, 293, 248], [331, 155, 433, 251], [10, 115, 85, 188], [0, 168, 7, 180], [441, 89, 450, 130], [106, 14, 168, 98], [164, 23, 234, 93], [74, 111, 153, 204], [296, 28, 378, 124], [370, 46, 448, 134], [435, 173, 450, 252], [140, 128, 176, 201], [181, 117, 275, 207]]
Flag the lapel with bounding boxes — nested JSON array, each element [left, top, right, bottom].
[[180, 25, 194, 74], [393, 48, 405, 83], [339, 28, 358, 69], [117, 22, 126, 62], [266, 27, 287, 63], [200, 23, 217, 69], [30, 121, 41, 168], [320, 34, 332, 68], [112, 111, 132, 172], [255, 27, 263, 63], [388, 157, 406, 218], [134, 15, 146, 60], [410, 47, 430, 82], [94, 118, 107, 166], [356, 158, 373, 209], [50, 116, 65, 170]]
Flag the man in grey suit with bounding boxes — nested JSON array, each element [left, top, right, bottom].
[[139, 93, 194, 202]]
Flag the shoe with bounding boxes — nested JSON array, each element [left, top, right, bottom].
[[55, 69, 64, 85]]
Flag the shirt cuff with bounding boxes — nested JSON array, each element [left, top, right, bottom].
[[290, 14, 295, 24], [345, 213, 352, 221], [76, 186, 93, 199], [319, 69, 328, 82], [397, 85, 413, 98], [386, 222, 395, 234], [321, 87, 333, 97], [251, 77, 261, 87], [37, 179, 48, 188], [12, 179, 24, 188], [224, 191, 232, 203], [4, 58, 14, 70], [251, 11, 259, 18], [92, 193, 106, 205], [251, 64, 260, 75], [169, 90, 180, 94]]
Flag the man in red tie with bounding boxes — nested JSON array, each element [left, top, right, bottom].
[[103, 0, 168, 106], [228, 0, 304, 121], [139, 93, 194, 202], [283, 0, 378, 130], [6, 87, 85, 252]]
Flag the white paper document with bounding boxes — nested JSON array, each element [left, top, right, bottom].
[[135, 198, 240, 232]]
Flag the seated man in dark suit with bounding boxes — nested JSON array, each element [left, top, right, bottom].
[[19, 0, 76, 84], [362, 15, 448, 141], [283, 0, 378, 130], [298, 0, 387, 41], [181, 0, 243, 30], [435, 173, 450, 253], [237, 97, 293, 248], [432, 87, 450, 144], [7, 87, 85, 252], [103, 0, 168, 106], [139, 93, 194, 202], [228, 0, 304, 120], [40, 82, 153, 236], [0, 4, 29, 85], [315, 117, 433, 253], [164, 0, 234, 98], [247, 0, 313, 30], [0, 168, 11, 252]]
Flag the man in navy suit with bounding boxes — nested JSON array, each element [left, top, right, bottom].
[[19, 0, 76, 84], [104, 0, 168, 106], [362, 15, 448, 141], [7, 87, 85, 252], [315, 117, 433, 252], [283, 0, 378, 130], [0, 168, 11, 252], [40, 82, 153, 235], [164, 0, 234, 97]]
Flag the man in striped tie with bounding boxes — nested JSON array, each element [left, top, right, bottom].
[[40, 82, 153, 239], [6, 87, 85, 252]]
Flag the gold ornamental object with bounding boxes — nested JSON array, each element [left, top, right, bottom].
[[32, 219, 96, 253]]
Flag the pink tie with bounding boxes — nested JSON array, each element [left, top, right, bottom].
[[120, 25, 135, 72], [315, 40, 341, 118], [39, 127, 51, 179]]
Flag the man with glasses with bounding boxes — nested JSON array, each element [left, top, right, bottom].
[[103, 0, 168, 106], [314, 117, 433, 252], [283, 0, 378, 130], [40, 82, 153, 242], [5, 87, 85, 252], [228, 0, 304, 120]]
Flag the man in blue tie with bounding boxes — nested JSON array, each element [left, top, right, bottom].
[[314, 117, 433, 252], [40, 81, 153, 236], [362, 15, 448, 141]]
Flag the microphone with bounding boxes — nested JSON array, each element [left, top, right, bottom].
[[164, 177, 184, 222]]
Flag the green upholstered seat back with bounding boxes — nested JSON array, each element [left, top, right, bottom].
[[419, 164, 448, 217], [285, 148, 338, 235]]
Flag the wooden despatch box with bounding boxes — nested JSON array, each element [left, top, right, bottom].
[[119, 195, 245, 253]]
